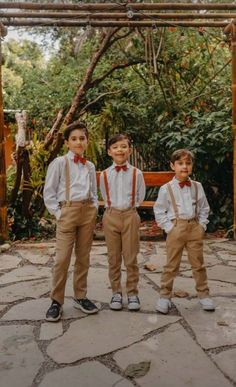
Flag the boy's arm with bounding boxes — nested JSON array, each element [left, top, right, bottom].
[[43, 159, 62, 220], [99, 172, 106, 201], [90, 164, 98, 208], [153, 186, 174, 233], [197, 183, 210, 230], [137, 171, 146, 206]]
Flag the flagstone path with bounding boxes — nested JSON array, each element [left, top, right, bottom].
[[0, 237, 236, 387]]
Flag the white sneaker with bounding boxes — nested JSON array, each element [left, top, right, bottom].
[[128, 295, 140, 311], [109, 293, 123, 310], [199, 297, 215, 311], [156, 298, 171, 314]]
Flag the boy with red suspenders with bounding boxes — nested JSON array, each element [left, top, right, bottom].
[[100, 133, 146, 311], [154, 149, 215, 314], [43, 122, 98, 321]]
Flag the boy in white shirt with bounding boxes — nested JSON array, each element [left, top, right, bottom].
[[153, 149, 215, 314], [43, 122, 98, 321], [100, 133, 146, 311]]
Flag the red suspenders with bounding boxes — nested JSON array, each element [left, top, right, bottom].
[[103, 167, 137, 208]]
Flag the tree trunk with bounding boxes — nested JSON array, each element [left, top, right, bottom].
[[10, 111, 32, 218]]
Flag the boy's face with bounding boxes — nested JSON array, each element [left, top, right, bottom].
[[170, 155, 193, 181], [108, 139, 132, 165], [65, 129, 88, 156]]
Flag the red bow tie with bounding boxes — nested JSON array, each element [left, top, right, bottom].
[[115, 165, 127, 172], [74, 154, 86, 165], [179, 180, 191, 188]]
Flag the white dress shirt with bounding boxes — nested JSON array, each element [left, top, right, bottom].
[[43, 150, 98, 219], [153, 176, 210, 233], [100, 162, 146, 209]]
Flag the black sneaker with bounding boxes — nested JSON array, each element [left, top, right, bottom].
[[46, 300, 62, 322], [74, 298, 98, 314]]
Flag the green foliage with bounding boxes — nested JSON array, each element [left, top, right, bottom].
[[3, 25, 233, 236], [7, 193, 55, 241]]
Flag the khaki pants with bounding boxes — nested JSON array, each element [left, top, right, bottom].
[[103, 208, 140, 296], [160, 219, 209, 299], [51, 201, 97, 305]]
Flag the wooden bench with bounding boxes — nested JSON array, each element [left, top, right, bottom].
[[96, 171, 175, 209]]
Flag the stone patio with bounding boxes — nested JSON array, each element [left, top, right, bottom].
[[0, 237, 236, 387]]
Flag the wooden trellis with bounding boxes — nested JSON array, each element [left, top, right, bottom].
[[0, 2, 236, 241], [1, 2, 236, 27]]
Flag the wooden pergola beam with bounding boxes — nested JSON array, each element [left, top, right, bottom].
[[1, 11, 236, 20], [2, 2, 236, 11], [0, 20, 230, 28]]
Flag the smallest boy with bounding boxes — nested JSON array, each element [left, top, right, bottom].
[[153, 149, 215, 314], [100, 133, 146, 311]]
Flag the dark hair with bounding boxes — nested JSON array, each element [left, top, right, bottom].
[[170, 149, 194, 163], [108, 133, 131, 148], [63, 121, 88, 141]]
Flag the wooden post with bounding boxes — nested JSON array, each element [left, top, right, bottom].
[[0, 23, 8, 243], [231, 24, 236, 239]]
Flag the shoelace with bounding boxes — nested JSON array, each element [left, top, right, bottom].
[[128, 296, 139, 303], [112, 294, 122, 302], [51, 302, 60, 310], [81, 298, 94, 308]]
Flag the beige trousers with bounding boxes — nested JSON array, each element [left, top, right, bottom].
[[103, 207, 140, 296], [51, 201, 97, 305], [161, 219, 209, 299]]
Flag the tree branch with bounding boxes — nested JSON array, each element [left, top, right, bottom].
[[90, 59, 146, 88]]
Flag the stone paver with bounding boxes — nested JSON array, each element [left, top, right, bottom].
[[0, 238, 236, 386], [15, 249, 51, 265], [174, 297, 236, 349], [211, 348, 236, 383], [47, 310, 180, 363], [0, 325, 44, 387], [114, 323, 232, 387], [0, 279, 50, 303], [39, 322, 63, 340], [39, 361, 133, 387], [0, 253, 22, 270], [0, 265, 51, 285]]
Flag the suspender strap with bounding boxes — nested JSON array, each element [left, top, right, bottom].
[[103, 170, 111, 207], [85, 162, 92, 200], [65, 156, 70, 202], [131, 167, 137, 208], [192, 181, 198, 219], [167, 183, 179, 219]]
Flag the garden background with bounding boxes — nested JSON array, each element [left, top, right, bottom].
[[2, 1, 233, 240]]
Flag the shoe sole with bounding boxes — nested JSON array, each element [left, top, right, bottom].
[[128, 305, 141, 311], [156, 306, 169, 314], [74, 301, 99, 314], [201, 306, 215, 311], [109, 304, 123, 311]]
